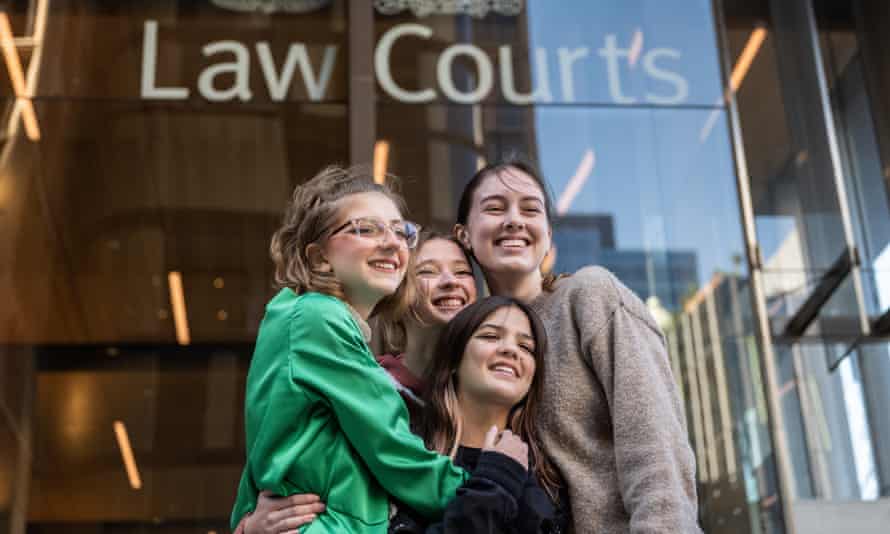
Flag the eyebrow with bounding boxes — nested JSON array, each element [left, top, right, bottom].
[[478, 323, 535, 341], [478, 194, 544, 205], [417, 258, 470, 267]]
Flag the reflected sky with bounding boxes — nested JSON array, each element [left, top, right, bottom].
[[526, 0, 723, 106], [535, 107, 745, 287], [521, 0, 744, 286]]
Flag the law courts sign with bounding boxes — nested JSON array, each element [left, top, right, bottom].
[[139, 1, 723, 107]]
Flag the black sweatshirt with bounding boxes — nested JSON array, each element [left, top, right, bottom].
[[389, 446, 569, 534]]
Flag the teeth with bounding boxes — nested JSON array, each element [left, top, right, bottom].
[[491, 365, 517, 377], [435, 298, 464, 308], [370, 261, 397, 271], [498, 239, 526, 247]]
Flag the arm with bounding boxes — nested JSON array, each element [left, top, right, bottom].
[[421, 429, 528, 534], [422, 452, 524, 534], [576, 277, 701, 533], [281, 296, 468, 518], [234, 492, 325, 534]]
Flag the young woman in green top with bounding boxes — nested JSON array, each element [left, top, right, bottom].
[[230, 166, 528, 533]]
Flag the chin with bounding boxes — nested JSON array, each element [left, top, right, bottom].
[[368, 281, 402, 299], [489, 259, 537, 275], [484, 384, 527, 405]]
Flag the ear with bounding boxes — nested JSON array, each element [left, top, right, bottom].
[[453, 224, 471, 250], [305, 243, 332, 273]]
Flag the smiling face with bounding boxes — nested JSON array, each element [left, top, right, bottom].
[[456, 305, 537, 409], [459, 167, 552, 279], [322, 192, 410, 315], [413, 238, 478, 325]]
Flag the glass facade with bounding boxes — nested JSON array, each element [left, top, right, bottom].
[[0, 1, 888, 533]]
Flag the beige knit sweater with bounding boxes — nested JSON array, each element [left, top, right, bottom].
[[530, 267, 701, 534]]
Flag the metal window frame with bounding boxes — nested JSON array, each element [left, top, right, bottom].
[[711, 0, 799, 531]]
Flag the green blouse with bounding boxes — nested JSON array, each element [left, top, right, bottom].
[[231, 290, 468, 532]]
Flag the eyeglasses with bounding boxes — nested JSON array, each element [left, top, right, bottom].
[[329, 217, 422, 249]]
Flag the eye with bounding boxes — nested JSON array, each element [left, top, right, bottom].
[[355, 221, 380, 236], [519, 343, 535, 354], [483, 204, 504, 213], [457, 270, 474, 277], [416, 268, 438, 277], [522, 204, 543, 214]]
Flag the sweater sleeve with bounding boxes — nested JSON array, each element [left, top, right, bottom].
[[419, 451, 527, 534], [573, 272, 701, 533], [281, 297, 468, 519]]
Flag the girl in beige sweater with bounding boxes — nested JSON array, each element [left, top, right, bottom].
[[453, 158, 701, 534]]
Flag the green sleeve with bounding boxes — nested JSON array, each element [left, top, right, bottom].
[[265, 295, 468, 518]]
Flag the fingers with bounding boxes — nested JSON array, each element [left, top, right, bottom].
[[252, 492, 324, 534], [260, 491, 320, 511], [268, 500, 325, 531], [487, 429, 529, 470], [282, 511, 322, 530], [483, 425, 499, 449], [283, 493, 321, 507]]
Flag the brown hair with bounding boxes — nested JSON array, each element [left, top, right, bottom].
[[455, 155, 566, 292], [269, 165, 414, 320], [375, 230, 474, 354], [419, 296, 562, 501]]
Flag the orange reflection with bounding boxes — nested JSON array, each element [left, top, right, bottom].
[[0, 12, 40, 140]]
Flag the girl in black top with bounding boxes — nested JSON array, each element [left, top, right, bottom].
[[391, 296, 568, 534]]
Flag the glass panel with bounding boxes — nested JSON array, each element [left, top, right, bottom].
[[720, 0, 865, 345], [720, 0, 890, 514], [0, 2, 349, 532], [376, 2, 783, 532], [815, 0, 890, 499]]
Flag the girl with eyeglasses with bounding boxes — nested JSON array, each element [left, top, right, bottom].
[[230, 166, 529, 533]]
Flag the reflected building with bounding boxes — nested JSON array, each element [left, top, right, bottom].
[[552, 214, 699, 312]]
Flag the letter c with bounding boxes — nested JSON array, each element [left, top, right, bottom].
[[375, 24, 436, 103]]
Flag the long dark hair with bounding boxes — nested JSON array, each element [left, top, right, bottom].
[[419, 296, 562, 500], [455, 156, 565, 291]]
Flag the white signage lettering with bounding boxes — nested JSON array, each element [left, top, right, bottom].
[[643, 48, 689, 105], [557, 47, 589, 103], [437, 43, 493, 104], [598, 34, 635, 104], [374, 23, 436, 103], [140, 21, 692, 106], [500, 46, 552, 104], [141, 21, 189, 100], [198, 41, 253, 102], [257, 42, 338, 101]]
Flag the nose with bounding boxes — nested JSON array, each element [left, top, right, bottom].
[[503, 206, 526, 231], [438, 269, 458, 288], [379, 225, 402, 249], [498, 341, 520, 360]]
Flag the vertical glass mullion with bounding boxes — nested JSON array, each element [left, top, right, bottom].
[[713, 0, 797, 530]]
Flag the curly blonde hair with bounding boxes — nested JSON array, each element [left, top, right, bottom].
[[269, 165, 415, 321]]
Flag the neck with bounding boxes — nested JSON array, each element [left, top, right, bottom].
[[402, 319, 443, 378], [349, 301, 374, 320], [344, 290, 381, 320], [484, 269, 543, 303], [456, 395, 511, 448]]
